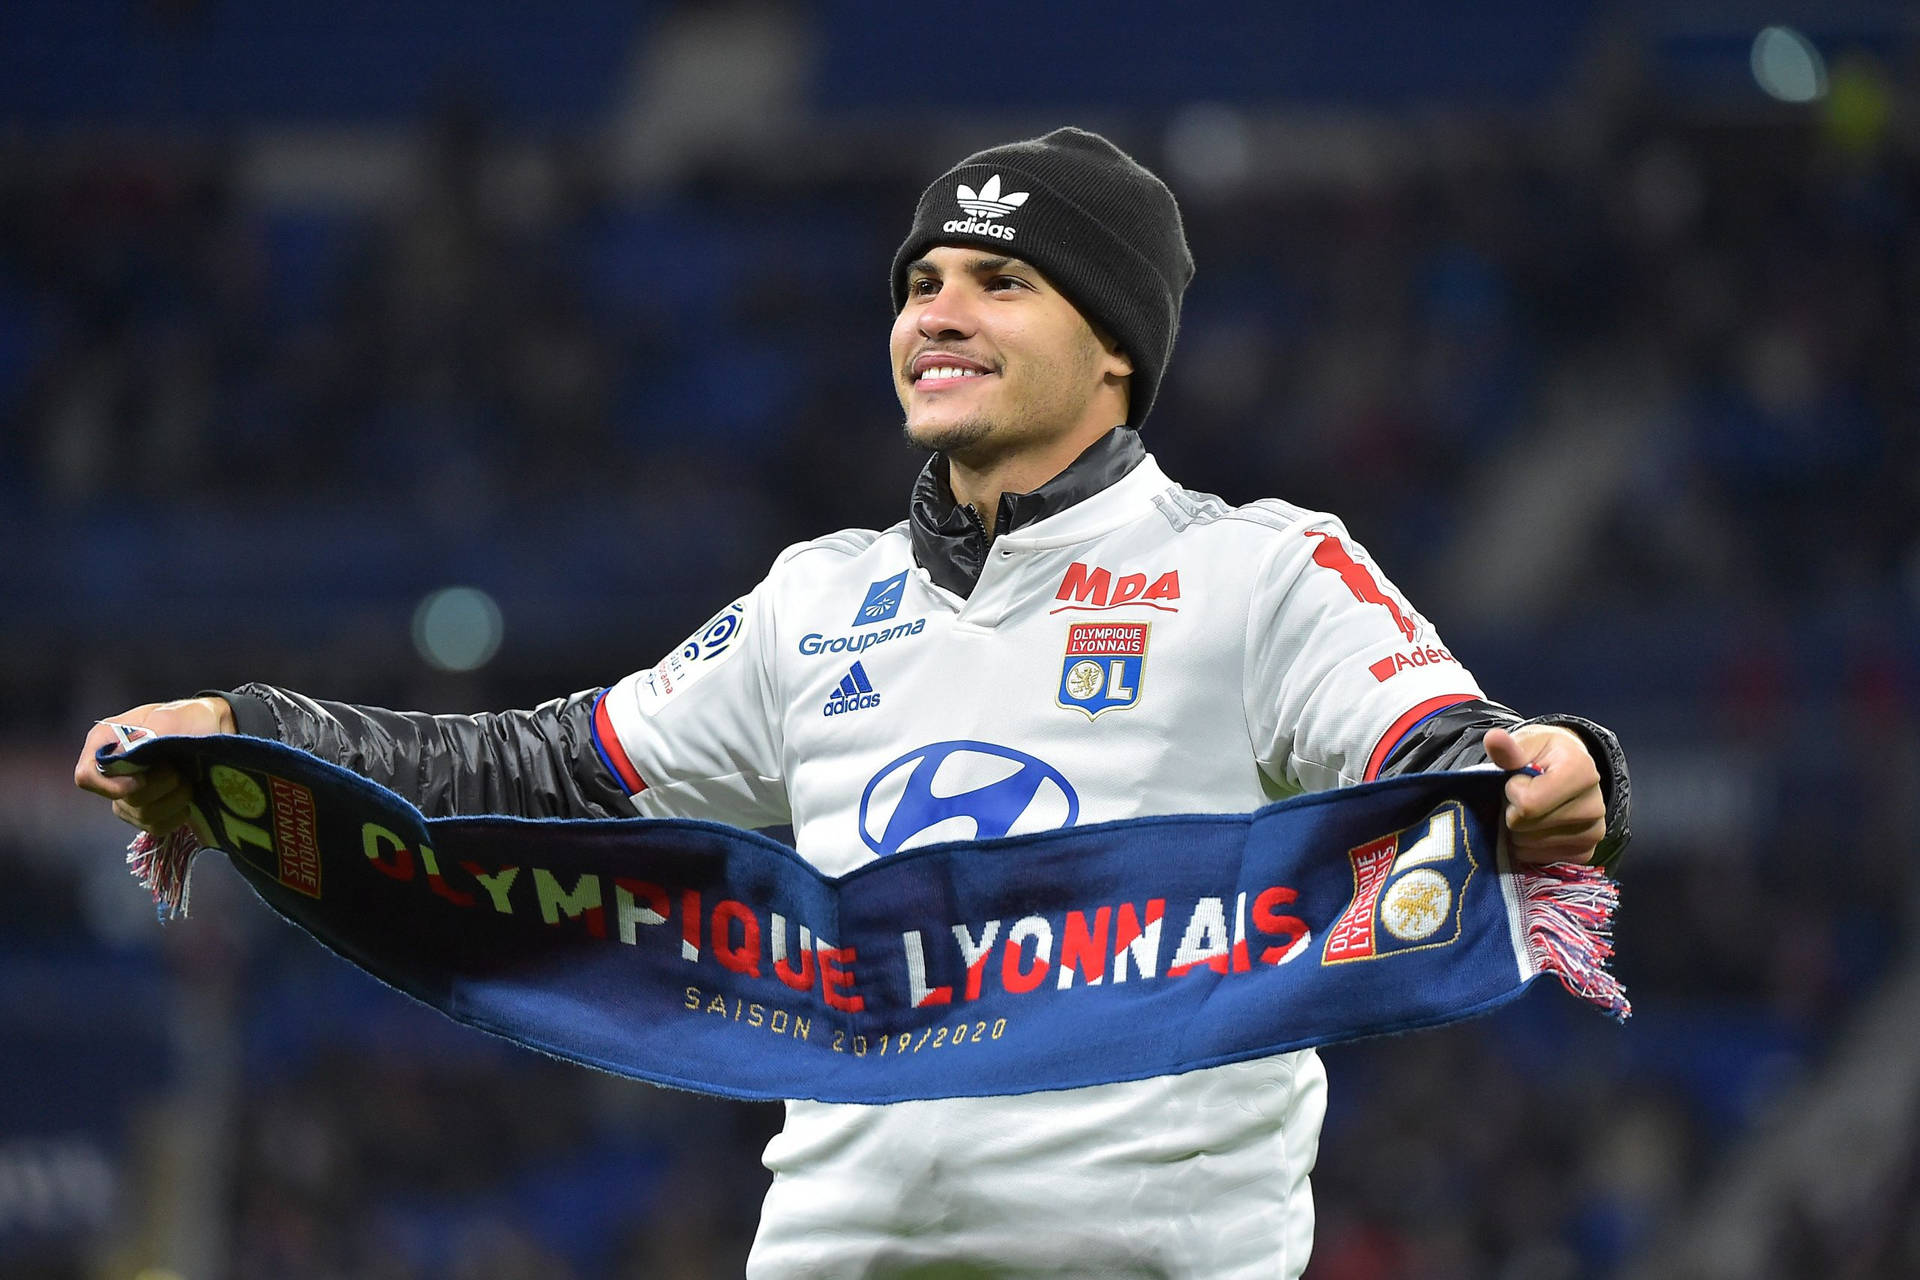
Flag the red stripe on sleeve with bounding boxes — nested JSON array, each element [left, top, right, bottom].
[[1363, 694, 1477, 782], [593, 691, 649, 796]]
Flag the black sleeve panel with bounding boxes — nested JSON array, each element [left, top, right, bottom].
[[1375, 698, 1522, 776], [216, 683, 632, 821], [1378, 697, 1632, 870]]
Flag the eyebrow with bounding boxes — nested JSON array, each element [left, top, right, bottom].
[[905, 254, 1027, 279]]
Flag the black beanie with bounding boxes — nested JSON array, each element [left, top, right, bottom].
[[890, 126, 1194, 429]]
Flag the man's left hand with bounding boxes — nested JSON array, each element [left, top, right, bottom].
[[1482, 725, 1605, 866]]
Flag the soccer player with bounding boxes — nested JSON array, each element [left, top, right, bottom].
[[77, 127, 1627, 1278]]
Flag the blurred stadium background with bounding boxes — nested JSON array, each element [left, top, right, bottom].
[[3, 1, 1917, 1277]]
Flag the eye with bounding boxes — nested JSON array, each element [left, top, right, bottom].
[[988, 275, 1029, 293], [908, 276, 940, 298]]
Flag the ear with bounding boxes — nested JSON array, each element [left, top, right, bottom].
[[1090, 322, 1134, 380]]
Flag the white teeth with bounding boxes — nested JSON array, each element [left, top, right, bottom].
[[920, 366, 984, 381]]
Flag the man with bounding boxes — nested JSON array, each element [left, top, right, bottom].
[[78, 128, 1627, 1278]]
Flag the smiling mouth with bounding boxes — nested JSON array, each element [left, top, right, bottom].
[[914, 366, 992, 389]]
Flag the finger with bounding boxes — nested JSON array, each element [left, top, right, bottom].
[[1510, 814, 1606, 854], [1508, 821, 1605, 865], [1482, 728, 1531, 772], [1509, 804, 1606, 843], [1501, 750, 1599, 808], [119, 769, 185, 809], [112, 790, 192, 836], [1503, 779, 1604, 830], [81, 770, 141, 801], [1506, 796, 1603, 842], [75, 721, 143, 795], [121, 777, 189, 832], [80, 762, 164, 800], [1497, 775, 1605, 825], [1511, 727, 1598, 776], [1507, 813, 1607, 850], [85, 761, 183, 809], [1511, 846, 1597, 868]]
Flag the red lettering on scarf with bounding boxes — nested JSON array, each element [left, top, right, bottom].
[[818, 946, 865, 1012], [713, 900, 762, 977], [1254, 886, 1310, 964]]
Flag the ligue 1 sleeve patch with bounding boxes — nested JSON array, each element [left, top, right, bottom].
[[634, 598, 748, 716], [1057, 621, 1149, 719]]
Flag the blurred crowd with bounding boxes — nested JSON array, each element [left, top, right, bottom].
[[5, 12, 1920, 1280]]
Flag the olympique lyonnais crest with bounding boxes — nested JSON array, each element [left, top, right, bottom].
[[1057, 622, 1149, 719], [196, 760, 323, 899], [1323, 803, 1476, 962]]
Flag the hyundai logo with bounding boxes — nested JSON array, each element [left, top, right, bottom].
[[858, 741, 1079, 856]]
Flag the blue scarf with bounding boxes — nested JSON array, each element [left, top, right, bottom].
[[103, 733, 1625, 1103]]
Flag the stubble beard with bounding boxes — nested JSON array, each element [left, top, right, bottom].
[[901, 411, 998, 458], [901, 340, 1098, 461]]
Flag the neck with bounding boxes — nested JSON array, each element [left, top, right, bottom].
[[945, 422, 1117, 537]]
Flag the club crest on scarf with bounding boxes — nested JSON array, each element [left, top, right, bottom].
[[1324, 803, 1475, 962], [196, 760, 323, 899]]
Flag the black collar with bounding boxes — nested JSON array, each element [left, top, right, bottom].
[[908, 426, 1146, 599]]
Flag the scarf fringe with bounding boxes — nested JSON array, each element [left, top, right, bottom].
[[1519, 863, 1629, 1021], [127, 826, 205, 920]]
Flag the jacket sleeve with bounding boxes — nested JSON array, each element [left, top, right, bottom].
[[217, 683, 633, 821], [1376, 697, 1632, 870]]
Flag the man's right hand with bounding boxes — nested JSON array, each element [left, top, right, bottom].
[[74, 697, 235, 836]]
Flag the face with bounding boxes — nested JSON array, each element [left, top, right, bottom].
[[891, 246, 1130, 462]]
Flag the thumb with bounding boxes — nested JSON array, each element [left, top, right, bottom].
[[1482, 727, 1534, 772]]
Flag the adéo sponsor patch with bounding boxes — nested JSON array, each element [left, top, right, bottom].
[[1368, 645, 1459, 683]]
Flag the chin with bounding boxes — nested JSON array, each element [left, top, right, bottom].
[[903, 414, 995, 456]]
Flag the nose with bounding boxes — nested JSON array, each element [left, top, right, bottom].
[[915, 281, 979, 340]]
